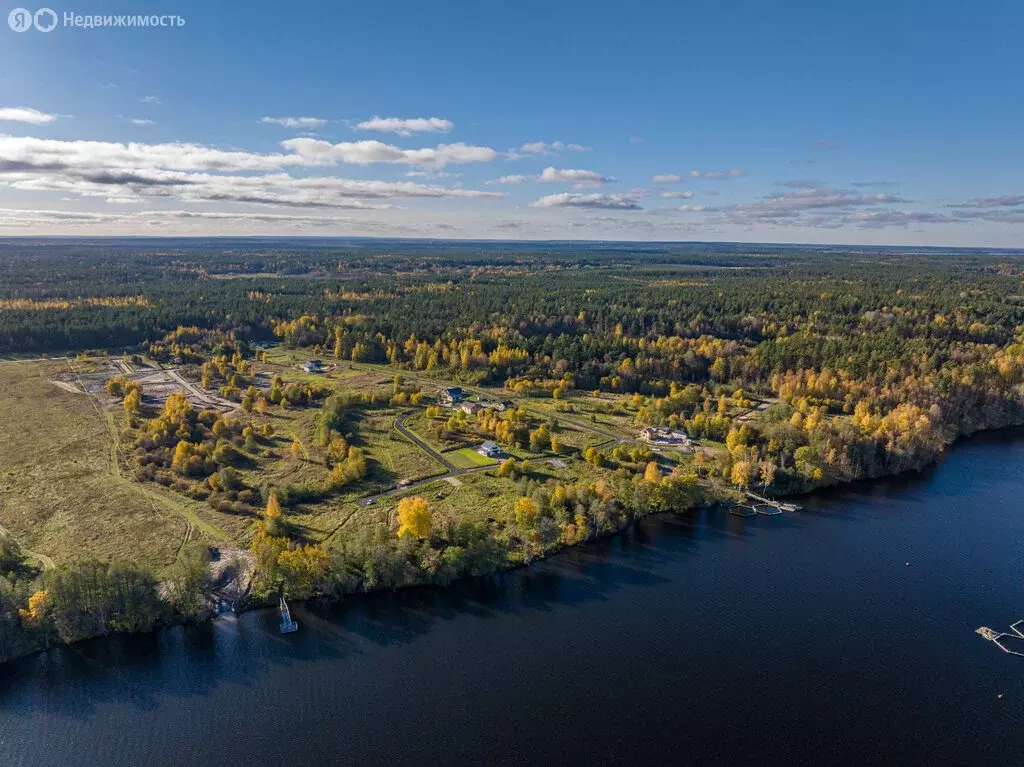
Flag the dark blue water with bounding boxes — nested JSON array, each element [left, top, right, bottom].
[[2, 430, 1023, 766]]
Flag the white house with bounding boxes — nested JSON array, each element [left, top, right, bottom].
[[438, 387, 465, 406], [477, 440, 502, 458], [301, 360, 323, 374], [640, 426, 691, 445]]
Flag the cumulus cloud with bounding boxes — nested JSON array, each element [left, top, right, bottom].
[[834, 210, 944, 227], [651, 174, 681, 183], [131, 119, 156, 126], [141, 96, 161, 104], [261, 116, 328, 128], [354, 116, 453, 136], [530, 192, 641, 210], [0, 107, 57, 124], [658, 190, 693, 199], [539, 167, 615, 186], [0, 134, 502, 209], [488, 174, 530, 184], [567, 144, 591, 152], [690, 169, 745, 179], [520, 141, 563, 154], [281, 137, 497, 168], [676, 204, 707, 212]]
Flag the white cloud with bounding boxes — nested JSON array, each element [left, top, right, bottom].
[[651, 174, 681, 184], [690, 169, 745, 179], [281, 137, 497, 168], [131, 119, 156, 126], [261, 116, 328, 128], [719, 186, 912, 226], [539, 167, 615, 186], [530, 192, 641, 210], [659, 190, 693, 199], [0, 107, 56, 124], [405, 169, 459, 179], [488, 174, 530, 184], [354, 116, 453, 136], [677, 204, 706, 212], [141, 96, 161, 104], [567, 143, 592, 152], [521, 141, 563, 154], [0, 135, 503, 209]]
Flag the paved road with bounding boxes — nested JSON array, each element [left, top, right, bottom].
[[394, 409, 458, 472], [355, 409, 499, 506]]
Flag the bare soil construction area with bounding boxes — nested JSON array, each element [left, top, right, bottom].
[[52, 359, 237, 413]]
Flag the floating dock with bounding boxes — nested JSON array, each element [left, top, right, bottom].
[[729, 505, 756, 517], [745, 491, 802, 513], [279, 596, 298, 634], [976, 620, 1024, 657]]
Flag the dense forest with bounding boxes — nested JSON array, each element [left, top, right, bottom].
[[3, 237, 1024, 663]]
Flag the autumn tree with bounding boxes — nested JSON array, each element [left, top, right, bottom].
[[514, 497, 539, 527], [397, 496, 431, 539]]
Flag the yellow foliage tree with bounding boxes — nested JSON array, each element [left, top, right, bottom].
[[19, 589, 50, 628], [730, 460, 756, 489], [644, 461, 661, 483], [290, 440, 303, 459], [265, 491, 283, 519], [277, 544, 331, 598], [514, 497, 539, 527], [123, 387, 142, 415], [397, 496, 431, 539]]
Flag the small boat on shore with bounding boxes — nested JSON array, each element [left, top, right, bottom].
[[279, 596, 298, 634]]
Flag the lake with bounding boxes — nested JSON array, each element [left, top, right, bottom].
[[2, 429, 1023, 766]]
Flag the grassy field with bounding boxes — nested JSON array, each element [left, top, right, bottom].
[[0, 360, 195, 568], [0, 354, 642, 571], [445, 446, 499, 469]]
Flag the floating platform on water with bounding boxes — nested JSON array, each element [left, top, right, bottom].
[[976, 620, 1024, 657], [729, 505, 756, 517], [279, 596, 298, 634], [755, 504, 784, 516], [744, 492, 802, 513]]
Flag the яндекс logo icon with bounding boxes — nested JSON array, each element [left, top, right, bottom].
[[8, 6, 57, 31], [8, 7, 32, 31]]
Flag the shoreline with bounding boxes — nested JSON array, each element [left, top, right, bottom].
[[8, 420, 1024, 668]]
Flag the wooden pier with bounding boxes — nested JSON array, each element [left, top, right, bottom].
[[745, 491, 802, 513], [976, 620, 1024, 657], [279, 596, 298, 634]]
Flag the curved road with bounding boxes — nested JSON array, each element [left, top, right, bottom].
[[394, 409, 458, 472], [355, 410, 498, 506]]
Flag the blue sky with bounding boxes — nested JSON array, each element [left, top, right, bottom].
[[1, 0, 1022, 245]]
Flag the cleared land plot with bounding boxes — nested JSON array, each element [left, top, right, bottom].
[[445, 447, 498, 469], [0, 361, 188, 568]]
